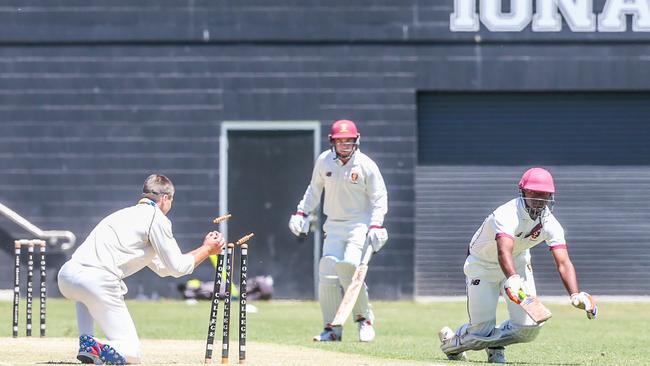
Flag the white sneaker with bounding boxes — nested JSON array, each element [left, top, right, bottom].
[[313, 325, 342, 342], [357, 318, 375, 342], [438, 326, 468, 361], [486, 347, 507, 363]]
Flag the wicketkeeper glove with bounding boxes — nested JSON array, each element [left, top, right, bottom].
[[504, 274, 527, 304], [570, 292, 598, 319], [288, 211, 310, 237], [367, 226, 388, 252]]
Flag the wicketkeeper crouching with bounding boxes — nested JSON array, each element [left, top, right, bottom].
[[288, 119, 388, 342], [439, 167, 598, 364]]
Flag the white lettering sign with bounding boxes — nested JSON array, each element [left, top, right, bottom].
[[450, 0, 650, 32], [481, 0, 532, 32], [599, 0, 650, 31], [450, 0, 480, 31], [533, 0, 596, 31]]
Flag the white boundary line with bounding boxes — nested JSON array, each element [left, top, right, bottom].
[[220, 121, 322, 296]]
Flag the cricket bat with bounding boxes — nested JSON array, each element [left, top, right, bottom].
[[330, 242, 374, 327], [519, 296, 552, 324]]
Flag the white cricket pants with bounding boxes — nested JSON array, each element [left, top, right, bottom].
[[58, 260, 141, 362], [464, 252, 538, 328], [439, 251, 543, 353], [322, 220, 368, 264]]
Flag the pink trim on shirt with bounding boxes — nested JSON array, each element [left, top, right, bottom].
[[495, 233, 515, 240], [549, 244, 567, 251]]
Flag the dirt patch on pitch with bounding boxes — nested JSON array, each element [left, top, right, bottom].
[[0, 338, 439, 366]]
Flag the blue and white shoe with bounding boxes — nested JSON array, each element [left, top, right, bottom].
[[99, 344, 126, 365], [77, 335, 102, 365], [312, 324, 342, 342]]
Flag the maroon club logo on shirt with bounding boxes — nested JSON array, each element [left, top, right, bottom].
[[525, 223, 543, 240]]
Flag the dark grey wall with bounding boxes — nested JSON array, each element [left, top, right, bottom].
[[0, 47, 415, 299], [2, 1, 648, 43], [418, 93, 650, 165], [0, 1, 649, 298]]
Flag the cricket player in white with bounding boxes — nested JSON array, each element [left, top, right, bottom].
[[58, 174, 226, 364], [439, 168, 598, 363], [288, 119, 388, 342]]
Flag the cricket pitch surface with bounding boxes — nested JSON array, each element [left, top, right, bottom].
[[0, 337, 440, 366]]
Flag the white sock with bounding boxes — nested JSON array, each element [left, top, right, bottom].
[[76, 302, 94, 335]]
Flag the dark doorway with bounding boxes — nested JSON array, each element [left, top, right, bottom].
[[225, 126, 319, 299]]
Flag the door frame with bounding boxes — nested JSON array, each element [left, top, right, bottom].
[[219, 121, 322, 296]]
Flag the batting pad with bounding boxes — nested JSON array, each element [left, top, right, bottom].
[[319, 282, 342, 326]]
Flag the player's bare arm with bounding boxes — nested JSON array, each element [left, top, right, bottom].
[[498, 235, 528, 303], [496, 236, 517, 278], [550, 247, 579, 295], [551, 246, 598, 319]]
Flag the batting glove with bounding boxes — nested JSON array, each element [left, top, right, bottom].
[[504, 274, 527, 304], [288, 212, 310, 237], [571, 292, 598, 319], [367, 226, 388, 252]]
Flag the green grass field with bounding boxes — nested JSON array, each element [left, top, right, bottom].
[[1, 299, 648, 365]]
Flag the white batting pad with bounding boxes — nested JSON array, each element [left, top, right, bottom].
[[319, 256, 343, 325], [318, 282, 342, 326]]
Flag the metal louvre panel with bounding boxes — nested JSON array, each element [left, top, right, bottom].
[[416, 166, 650, 296], [415, 93, 650, 297]]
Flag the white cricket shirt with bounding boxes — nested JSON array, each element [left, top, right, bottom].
[[71, 199, 195, 280], [468, 198, 566, 263], [296, 150, 387, 226]]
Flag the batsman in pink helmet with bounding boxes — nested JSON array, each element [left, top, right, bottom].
[[288, 119, 388, 342], [439, 168, 597, 364]]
